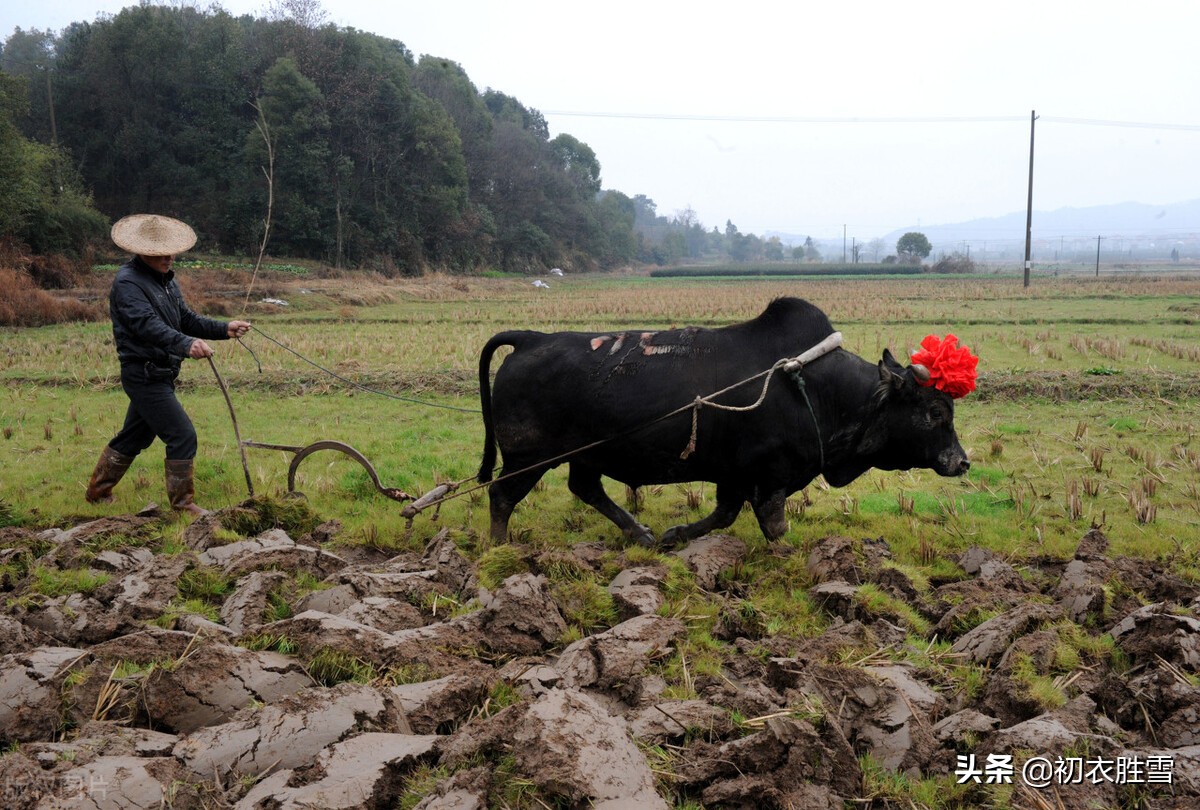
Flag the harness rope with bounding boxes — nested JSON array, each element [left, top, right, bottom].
[[216, 327, 842, 522], [248, 325, 480, 414]]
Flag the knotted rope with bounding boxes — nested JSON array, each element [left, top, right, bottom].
[[679, 331, 842, 460]]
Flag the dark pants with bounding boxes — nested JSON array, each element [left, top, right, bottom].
[[108, 362, 198, 460]]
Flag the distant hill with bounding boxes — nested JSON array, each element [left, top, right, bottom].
[[882, 198, 1200, 261]]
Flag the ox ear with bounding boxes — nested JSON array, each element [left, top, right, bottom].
[[878, 349, 908, 392]]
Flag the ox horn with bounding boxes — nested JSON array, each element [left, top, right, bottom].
[[910, 363, 931, 383]]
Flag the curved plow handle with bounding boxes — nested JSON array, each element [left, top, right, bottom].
[[285, 440, 412, 503]]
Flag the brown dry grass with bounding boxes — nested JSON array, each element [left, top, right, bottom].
[[0, 268, 104, 327]]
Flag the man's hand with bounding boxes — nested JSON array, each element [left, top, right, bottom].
[[188, 339, 215, 359], [228, 320, 252, 339]]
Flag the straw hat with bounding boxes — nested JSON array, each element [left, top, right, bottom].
[[111, 214, 197, 256]]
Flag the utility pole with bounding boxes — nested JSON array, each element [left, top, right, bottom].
[[1023, 110, 1038, 288], [36, 63, 61, 191], [842, 224, 847, 263], [1095, 236, 1103, 277]]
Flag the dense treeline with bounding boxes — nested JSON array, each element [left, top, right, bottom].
[[0, 4, 833, 274], [0, 5, 643, 273]]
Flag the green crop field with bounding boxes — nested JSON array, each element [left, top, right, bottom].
[[4, 270, 1199, 571]]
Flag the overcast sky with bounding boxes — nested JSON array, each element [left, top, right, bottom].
[[4, 0, 1199, 241]]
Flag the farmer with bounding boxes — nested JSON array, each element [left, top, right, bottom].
[[85, 214, 251, 515]]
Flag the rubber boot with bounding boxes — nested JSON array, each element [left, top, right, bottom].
[[165, 458, 208, 517], [85, 445, 135, 504]]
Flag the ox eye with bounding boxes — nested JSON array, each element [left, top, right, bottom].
[[927, 403, 948, 425]]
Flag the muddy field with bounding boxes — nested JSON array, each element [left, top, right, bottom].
[[1, 498, 1199, 809]]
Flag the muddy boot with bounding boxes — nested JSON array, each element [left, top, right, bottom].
[[85, 445, 135, 504], [165, 458, 208, 517]]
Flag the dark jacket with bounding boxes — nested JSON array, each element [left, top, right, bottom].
[[109, 257, 228, 368]]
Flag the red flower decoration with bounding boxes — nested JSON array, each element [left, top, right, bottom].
[[911, 334, 978, 399]]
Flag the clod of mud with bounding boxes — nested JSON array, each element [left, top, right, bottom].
[[174, 682, 410, 779], [42, 755, 209, 809], [607, 565, 667, 619], [628, 699, 733, 744], [476, 572, 568, 655], [0, 646, 88, 743], [253, 609, 469, 674], [672, 534, 747, 590], [140, 642, 314, 732], [221, 570, 290, 634], [1055, 557, 1110, 623], [554, 613, 684, 700], [15, 554, 192, 647], [988, 695, 1117, 757], [950, 602, 1062, 665], [1110, 602, 1200, 669], [420, 528, 478, 595], [806, 535, 893, 585], [410, 765, 490, 809], [198, 528, 346, 579], [22, 721, 178, 771], [239, 731, 440, 810], [676, 715, 861, 809], [36, 514, 159, 570], [388, 673, 495, 734], [511, 688, 668, 809], [341, 595, 427, 632], [932, 708, 1001, 747], [0, 615, 54, 655]]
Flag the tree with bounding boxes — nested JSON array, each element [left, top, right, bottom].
[[0, 71, 106, 256], [550, 133, 600, 198], [256, 57, 333, 259], [764, 235, 784, 261], [0, 28, 57, 145], [896, 231, 932, 263]]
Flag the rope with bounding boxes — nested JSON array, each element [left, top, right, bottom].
[[245, 325, 481, 414], [439, 337, 841, 514], [680, 361, 784, 459], [790, 371, 825, 471], [222, 326, 842, 522]]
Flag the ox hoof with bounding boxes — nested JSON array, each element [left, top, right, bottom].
[[659, 525, 689, 549], [626, 525, 659, 549]]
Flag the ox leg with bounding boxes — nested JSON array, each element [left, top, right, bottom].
[[567, 465, 655, 546], [487, 464, 547, 542], [660, 484, 745, 548], [751, 488, 789, 541]]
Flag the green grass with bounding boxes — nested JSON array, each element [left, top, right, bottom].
[[307, 648, 377, 686], [4, 273, 1200, 626], [859, 753, 979, 808], [27, 566, 110, 597], [477, 545, 530, 589], [176, 567, 234, 604]]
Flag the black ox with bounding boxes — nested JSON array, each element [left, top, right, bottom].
[[477, 297, 969, 546]]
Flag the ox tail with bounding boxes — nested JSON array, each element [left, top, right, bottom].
[[477, 331, 526, 484]]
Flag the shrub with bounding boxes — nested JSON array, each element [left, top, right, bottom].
[[929, 252, 977, 274], [26, 253, 80, 289], [0, 267, 103, 327]]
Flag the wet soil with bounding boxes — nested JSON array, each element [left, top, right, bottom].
[[2, 509, 1199, 808]]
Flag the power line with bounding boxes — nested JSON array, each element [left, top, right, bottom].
[[542, 110, 1200, 131], [542, 111, 1025, 124], [1042, 116, 1200, 131]]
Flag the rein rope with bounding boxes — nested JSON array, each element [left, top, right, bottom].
[[214, 327, 842, 523], [247, 325, 481, 414]]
